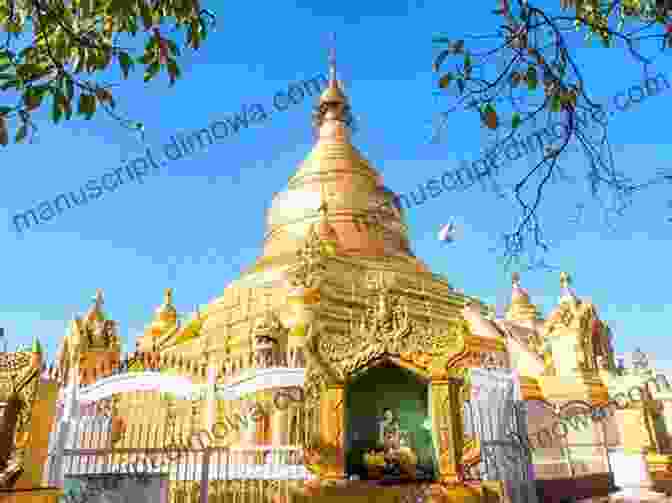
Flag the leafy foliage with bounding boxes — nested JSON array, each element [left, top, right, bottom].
[[0, 0, 215, 145], [433, 0, 672, 267]]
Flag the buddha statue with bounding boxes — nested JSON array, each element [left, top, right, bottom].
[[378, 408, 400, 448], [364, 408, 417, 481]]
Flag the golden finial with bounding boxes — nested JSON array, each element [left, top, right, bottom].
[[84, 289, 106, 323], [318, 31, 347, 107], [560, 272, 571, 289], [328, 32, 337, 84], [512, 272, 520, 284], [94, 289, 104, 308], [164, 288, 173, 305]]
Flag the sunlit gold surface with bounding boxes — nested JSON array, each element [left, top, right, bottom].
[[48, 54, 671, 503], [261, 65, 425, 270]]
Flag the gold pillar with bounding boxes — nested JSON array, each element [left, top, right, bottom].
[[318, 384, 346, 480], [272, 408, 289, 446], [430, 376, 464, 485]]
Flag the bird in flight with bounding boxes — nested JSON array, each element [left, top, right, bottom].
[[438, 220, 459, 244]]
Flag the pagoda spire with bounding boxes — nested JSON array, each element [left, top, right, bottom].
[[84, 289, 106, 324], [505, 272, 540, 323], [313, 32, 352, 140], [559, 271, 578, 303], [328, 32, 337, 85]]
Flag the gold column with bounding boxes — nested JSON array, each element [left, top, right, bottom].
[[272, 408, 289, 446], [318, 383, 346, 480], [430, 376, 465, 485]]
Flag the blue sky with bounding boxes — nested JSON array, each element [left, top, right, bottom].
[[0, 0, 670, 369]]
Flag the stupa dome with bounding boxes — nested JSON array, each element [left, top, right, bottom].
[[256, 59, 428, 274]]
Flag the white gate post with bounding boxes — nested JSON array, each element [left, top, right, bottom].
[[50, 362, 80, 487]]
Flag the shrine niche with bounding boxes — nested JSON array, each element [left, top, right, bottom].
[[345, 361, 435, 482], [300, 283, 475, 487]]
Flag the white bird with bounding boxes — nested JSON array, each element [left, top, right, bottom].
[[438, 220, 459, 244]]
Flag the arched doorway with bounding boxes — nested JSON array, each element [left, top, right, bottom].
[[344, 360, 436, 480]]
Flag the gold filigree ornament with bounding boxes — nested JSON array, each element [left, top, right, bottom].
[[303, 435, 345, 477], [317, 290, 415, 377], [316, 289, 471, 379], [288, 227, 329, 289]]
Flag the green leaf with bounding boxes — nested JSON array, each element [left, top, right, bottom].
[[0, 117, 7, 146], [16, 64, 39, 80], [167, 59, 180, 86], [438, 73, 453, 89], [15, 124, 27, 143], [165, 39, 180, 57], [189, 19, 201, 49], [511, 112, 521, 129], [65, 78, 74, 102], [78, 94, 96, 118], [526, 66, 538, 91], [140, 0, 153, 29], [77, 94, 86, 116], [0, 106, 12, 116], [64, 98, 73, 120], [52, 94, 63, 124], [551, 94, 561, 112], [86, 95, 96, 119], [144, 62, 160, 82], [138, 52, 153, 65], [0, 80, 19, 91], [56, 90, 71, 119], [100, 46, 113, 69], [7, 22, 22, 34], [23, 89, 43, 110], [119, 52, 134, 79]]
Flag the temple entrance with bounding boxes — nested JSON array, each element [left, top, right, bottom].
[[344, 361, 436, 481]]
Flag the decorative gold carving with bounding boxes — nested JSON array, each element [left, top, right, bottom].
[[253, 295, 287, 368], [313, 289, 471, 380], [431, 378, 466, 485], [302, 323, 340, 414], [288, 227, 328, 289], [304, 385, 346, 480], [544, 294, 616, 374], [0, 353, 39, 444]]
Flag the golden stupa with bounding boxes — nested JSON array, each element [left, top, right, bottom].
[[34, 50, 672, 503]]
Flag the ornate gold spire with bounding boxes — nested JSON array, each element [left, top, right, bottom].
[[253, 38, 429, 275], [313, 34, 351, 141], [320, 34, 347, 105], [505, 272, 541, 322], [155, 288, 177, 325], [559, 271, 578, 303], [313, 187, 339, 253], [84, 289, 105, 324]]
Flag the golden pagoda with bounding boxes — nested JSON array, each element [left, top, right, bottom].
[[44, 49, 672, 503]]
